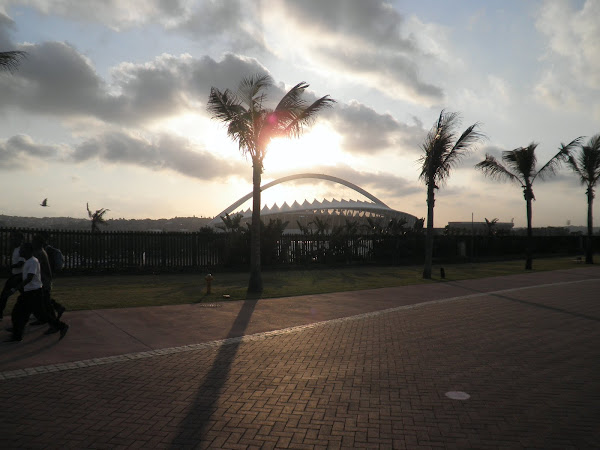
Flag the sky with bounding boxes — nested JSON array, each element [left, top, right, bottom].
[[0, 0, 598, 228]]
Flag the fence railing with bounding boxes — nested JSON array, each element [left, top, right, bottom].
[[0, 227, 591, 274]]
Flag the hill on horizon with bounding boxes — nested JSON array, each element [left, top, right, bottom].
[[0, 215, 212, 232]]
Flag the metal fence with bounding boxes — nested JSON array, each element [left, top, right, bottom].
[[0, 227, 591, 274]]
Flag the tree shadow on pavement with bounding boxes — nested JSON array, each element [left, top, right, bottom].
[[169, 297, 258, 448]]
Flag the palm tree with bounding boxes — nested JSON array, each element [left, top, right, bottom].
[[484, 217, 499, 236], [564, 134, 600, 264], [87, 203, 110, 232], [475, 139, 581, 269], [207, 74, 334, 294], [418, 110, 485, 279], [0, 50, 26, 72]]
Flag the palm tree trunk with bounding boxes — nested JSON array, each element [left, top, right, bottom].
[[525, 197, 533, 270], [247, 161, 263, 294], [423, 184, 435, 279], [586, 189, 594, 264]]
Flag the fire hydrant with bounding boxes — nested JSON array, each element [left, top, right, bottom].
[[205, 273, 214, 295]]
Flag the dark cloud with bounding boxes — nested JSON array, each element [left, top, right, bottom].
[[0, 37, 271, 125], [276, 0, 415, 51], [331, 101, 425, 155], [0, 34, 423, 158], [74, 132, 247, 180], [0, 134, 65, 169], [0, 132, 247, 181]]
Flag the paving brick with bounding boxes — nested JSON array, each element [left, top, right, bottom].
[[1, 269, 599, 448]]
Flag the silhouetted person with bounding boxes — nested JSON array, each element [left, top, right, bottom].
[[6, 243, 68, 342], [30, 235, 66, 329], [0, 231, 25, 320]]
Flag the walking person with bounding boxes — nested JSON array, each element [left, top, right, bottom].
[[5, 242, 68, 342], [0, 232, 25, 320], [30, 235, 66, 328]]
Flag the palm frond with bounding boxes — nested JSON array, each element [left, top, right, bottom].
[[438, 122, 485, 180], [0, 50, 27, 72], [418, 110, 484, 186], [502, 144, 537, 180], [274, 82, 309, 111], [475, 154, 520, 183], [238, 74, 273, 108], [535, 137, 581, 181], [282, 95, 335, 138]]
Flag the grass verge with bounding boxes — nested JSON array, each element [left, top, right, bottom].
[[1, 256, 591, 312]]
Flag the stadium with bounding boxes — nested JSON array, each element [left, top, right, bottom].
[[207, 173, 419, 233]]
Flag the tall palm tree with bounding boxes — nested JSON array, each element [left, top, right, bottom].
[[207, 74, 334, 294], [0, 50, 26, 72], [87, 203, 110, 232], [475, 139, 580, 269], [418, 110, 485, 279], [564, 134, 600, 264]]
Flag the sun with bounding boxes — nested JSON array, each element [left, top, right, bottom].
[[263, 124, 346, 173]]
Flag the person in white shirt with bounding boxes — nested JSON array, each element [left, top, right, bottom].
[[6, 242, 69, 342], [0, 232, 25, 319]]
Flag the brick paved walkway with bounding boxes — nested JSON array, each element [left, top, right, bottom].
[[0, 268, 599, 448]]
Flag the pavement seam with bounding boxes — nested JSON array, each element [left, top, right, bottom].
[[1, 277, 598, 380], [92, 309, 154, 350]]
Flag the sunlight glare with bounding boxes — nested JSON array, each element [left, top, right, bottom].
[[263, 124, 346, 173]]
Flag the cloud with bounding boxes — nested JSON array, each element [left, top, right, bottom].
[[0, 134, 68, 169], [3, 0, 267, 52], [0, 132, 247, 181], [73, 131, 247, 180], [2, 0, 193, 30], [536, 0, 600, 89], [0, 38, 271, 125], [330, 101, 425, 155], [534, 0, 600, 113], [0, 31, 425, 159], [263, 0, 443, 104]]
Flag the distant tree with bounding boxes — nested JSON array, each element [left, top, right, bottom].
[[476, 139, 581, 269], [484, 217, 499, 236], [312, 216, 330, 236], [564, 134, 600, 264], [87, 203, 110, 232], [412, 217, 425, 235], [296, 220, 312, 236], [418, 110, 485, 279], [0, 50, 26, 72], [217, 213, 244, 233], [386, 217, 408, 236], [363, 217, 384, 235], [207, 74, 334, 294]]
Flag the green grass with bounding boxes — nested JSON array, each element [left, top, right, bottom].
[[2, 256, 590, 312]]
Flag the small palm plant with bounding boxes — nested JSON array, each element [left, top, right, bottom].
[[475, 139, 581, 269], [87, 203, 110, 232], [564, 134, 600, 264], [207, 74, 334, 294], [418, 110, 485, 279]]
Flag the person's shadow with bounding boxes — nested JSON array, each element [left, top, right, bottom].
[[169, 296, 258, 447]]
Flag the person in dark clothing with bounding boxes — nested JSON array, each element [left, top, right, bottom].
[[6, 243, 68, 342], [30, 235, 66, 328], [0, 232, 25, 320]]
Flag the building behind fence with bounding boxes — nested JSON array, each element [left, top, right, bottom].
[[0, 227, 592, 274]]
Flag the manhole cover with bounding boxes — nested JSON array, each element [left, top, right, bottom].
[[445, 391, 470, 400]]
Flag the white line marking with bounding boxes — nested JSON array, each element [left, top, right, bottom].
[[1, 277, 598, 380]]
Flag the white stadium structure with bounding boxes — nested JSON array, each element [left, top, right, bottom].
[[208, 173, 419, 233]]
